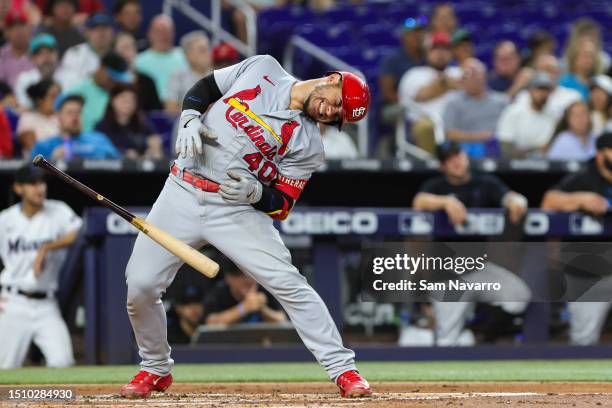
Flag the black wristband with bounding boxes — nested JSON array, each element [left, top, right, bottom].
[[253, 184, 294, 213], [182, 73, 223, 113]]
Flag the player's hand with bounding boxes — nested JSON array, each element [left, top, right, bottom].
[[444, 196, 468, 226], [242, 290, 267, 313], [219, 171, 262, 204], [32, 246, 48, 277], [579, 192, 609, 216], [175, 109, 217, 159]]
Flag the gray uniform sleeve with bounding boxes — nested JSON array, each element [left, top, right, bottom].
[[213, 55, 275, 95]]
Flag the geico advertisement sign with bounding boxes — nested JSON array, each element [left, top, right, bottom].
[[281, 211, 378, 234]]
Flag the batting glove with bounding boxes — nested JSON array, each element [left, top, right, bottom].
[[219, 170, 262, 204], [176, 109, 217, 158]]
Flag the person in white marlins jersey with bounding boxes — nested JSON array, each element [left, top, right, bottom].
[[0, 165, 82, 368], [120, 55, 372, 399]]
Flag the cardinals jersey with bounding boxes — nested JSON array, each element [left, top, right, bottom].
[[0, 200, 82, 292], [175, 55, 325, 202]]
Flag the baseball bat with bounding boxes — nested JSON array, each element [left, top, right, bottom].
[[32, 155, 219, 278]]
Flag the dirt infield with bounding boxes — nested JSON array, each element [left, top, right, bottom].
[[2, 382, 612, 407]]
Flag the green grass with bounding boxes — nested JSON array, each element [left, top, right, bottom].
[[2, 361, 612, 384]]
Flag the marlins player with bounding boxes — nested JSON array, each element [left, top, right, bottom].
[[0, 165, 82, 368], [120, 55, 372, 398]]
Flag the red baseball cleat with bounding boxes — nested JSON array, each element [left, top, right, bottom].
[[120, 370, 173, 398], [336, 370, 372, 398]]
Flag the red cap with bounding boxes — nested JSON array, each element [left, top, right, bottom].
[[4, 9, 28, 27], [328, 71, 370, 125], [430, 31, 452, 48], [213, 42, 238, 63]]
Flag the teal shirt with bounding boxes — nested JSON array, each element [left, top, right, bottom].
[[559, 74, 590, 102], [135, 47, 187, 100], [68, 79, 109, 132], [30, 131, 120, 160]]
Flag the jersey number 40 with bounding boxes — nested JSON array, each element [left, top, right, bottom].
[[243, 152, 278, 183]]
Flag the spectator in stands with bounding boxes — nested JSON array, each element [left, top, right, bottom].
[[165, 31, 212, 114], [212, 42, 239, 70], [559, 38, 599, 102], [497, 72, 557, 158], [37, 0, 104, 27], [429, 3, 457, 36], [0, 107, 13, 158], [320, 124, 358, 159], [16, 79, 60, 157], [541, 132, 612, 345], [378, 17, 426, 118], [113, 32, 161, 112], [167, 285, 204, 344], [0, 9, 33, 89], [589, 75, 612, 136], [39, 0, 84, 56], [94, 83, 162, 159], [112, 0, 145, 50], [523, 31, 556, 68], [14, 33, 67, 109], [0, 81, 17, 109], [30, 94, 119, 160], [135, 14, 187, 101], [204, 257, 286, 325], [451, 29, 473, 66], [515, 55, 582, 121], [398, 31, 461, 154], [67, 52, 131, 132], [412, 141, 530, 346], [563, 17, 610, 75], [488, 41, 533, 98], [546, 101, 596, 161], [57, 13, 114, 89], [442, 58, 508, 158]]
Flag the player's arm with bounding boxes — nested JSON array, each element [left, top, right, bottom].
[[413, 193, 467, 226], [33, 228, 80, 277], [541, 190, 608, 215]]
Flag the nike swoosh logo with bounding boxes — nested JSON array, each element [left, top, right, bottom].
[[183, 117, 196, 128], [263, 75, 275, 86]]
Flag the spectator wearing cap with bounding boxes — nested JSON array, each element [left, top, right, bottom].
[[57, 13, 114, 89], [167, 285, 205, 344], [0, 107, 13, 158], [398, 31, 462, 154], [0, 9, 34, 89], [412, 141, 530, 346], [67, 52, 132, 132], [112, 0, 145, 50], [541, 131, 612, 345], [515, 55, 582, 121], [451, 29, 474, 66], [30, 94, 119, 160], [378, 17, 426, 113], [442, 58, 508, 158], [212, 42, 239, 70], [135, 14, 187, 101], [165, 31, 212, 114], [113, 32, 161, 111], [589, 75, 612, 135], [16, 79, 61, 157], [39, 0, 85, 56], [546, 101, 596, 161], [497, 72, 558, 158], [488, 41, 534, 98], [204, 256, 286, 326], [14, 33, 69, 109]]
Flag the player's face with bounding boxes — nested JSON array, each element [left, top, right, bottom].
[[442, 151, 469, 179], [303, 77, 343, 124], [59, 101, 82, 135], [14, 181, 47, 208]]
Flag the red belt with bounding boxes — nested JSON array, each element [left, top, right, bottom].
[[171, 164, 220, 193]]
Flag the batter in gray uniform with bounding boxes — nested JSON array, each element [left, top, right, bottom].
[[120, 55, 373, 399]]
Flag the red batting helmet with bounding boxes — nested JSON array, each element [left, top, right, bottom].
[[327, 71, 370, 125]]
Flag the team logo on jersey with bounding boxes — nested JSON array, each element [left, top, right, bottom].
[[279, 121, 299, 156], [223, 85, 262, 104], [8, 237, 51, 254]]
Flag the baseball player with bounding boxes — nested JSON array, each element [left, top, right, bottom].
[[0, 165, 82, 368], [120, 55, 371, 398]]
